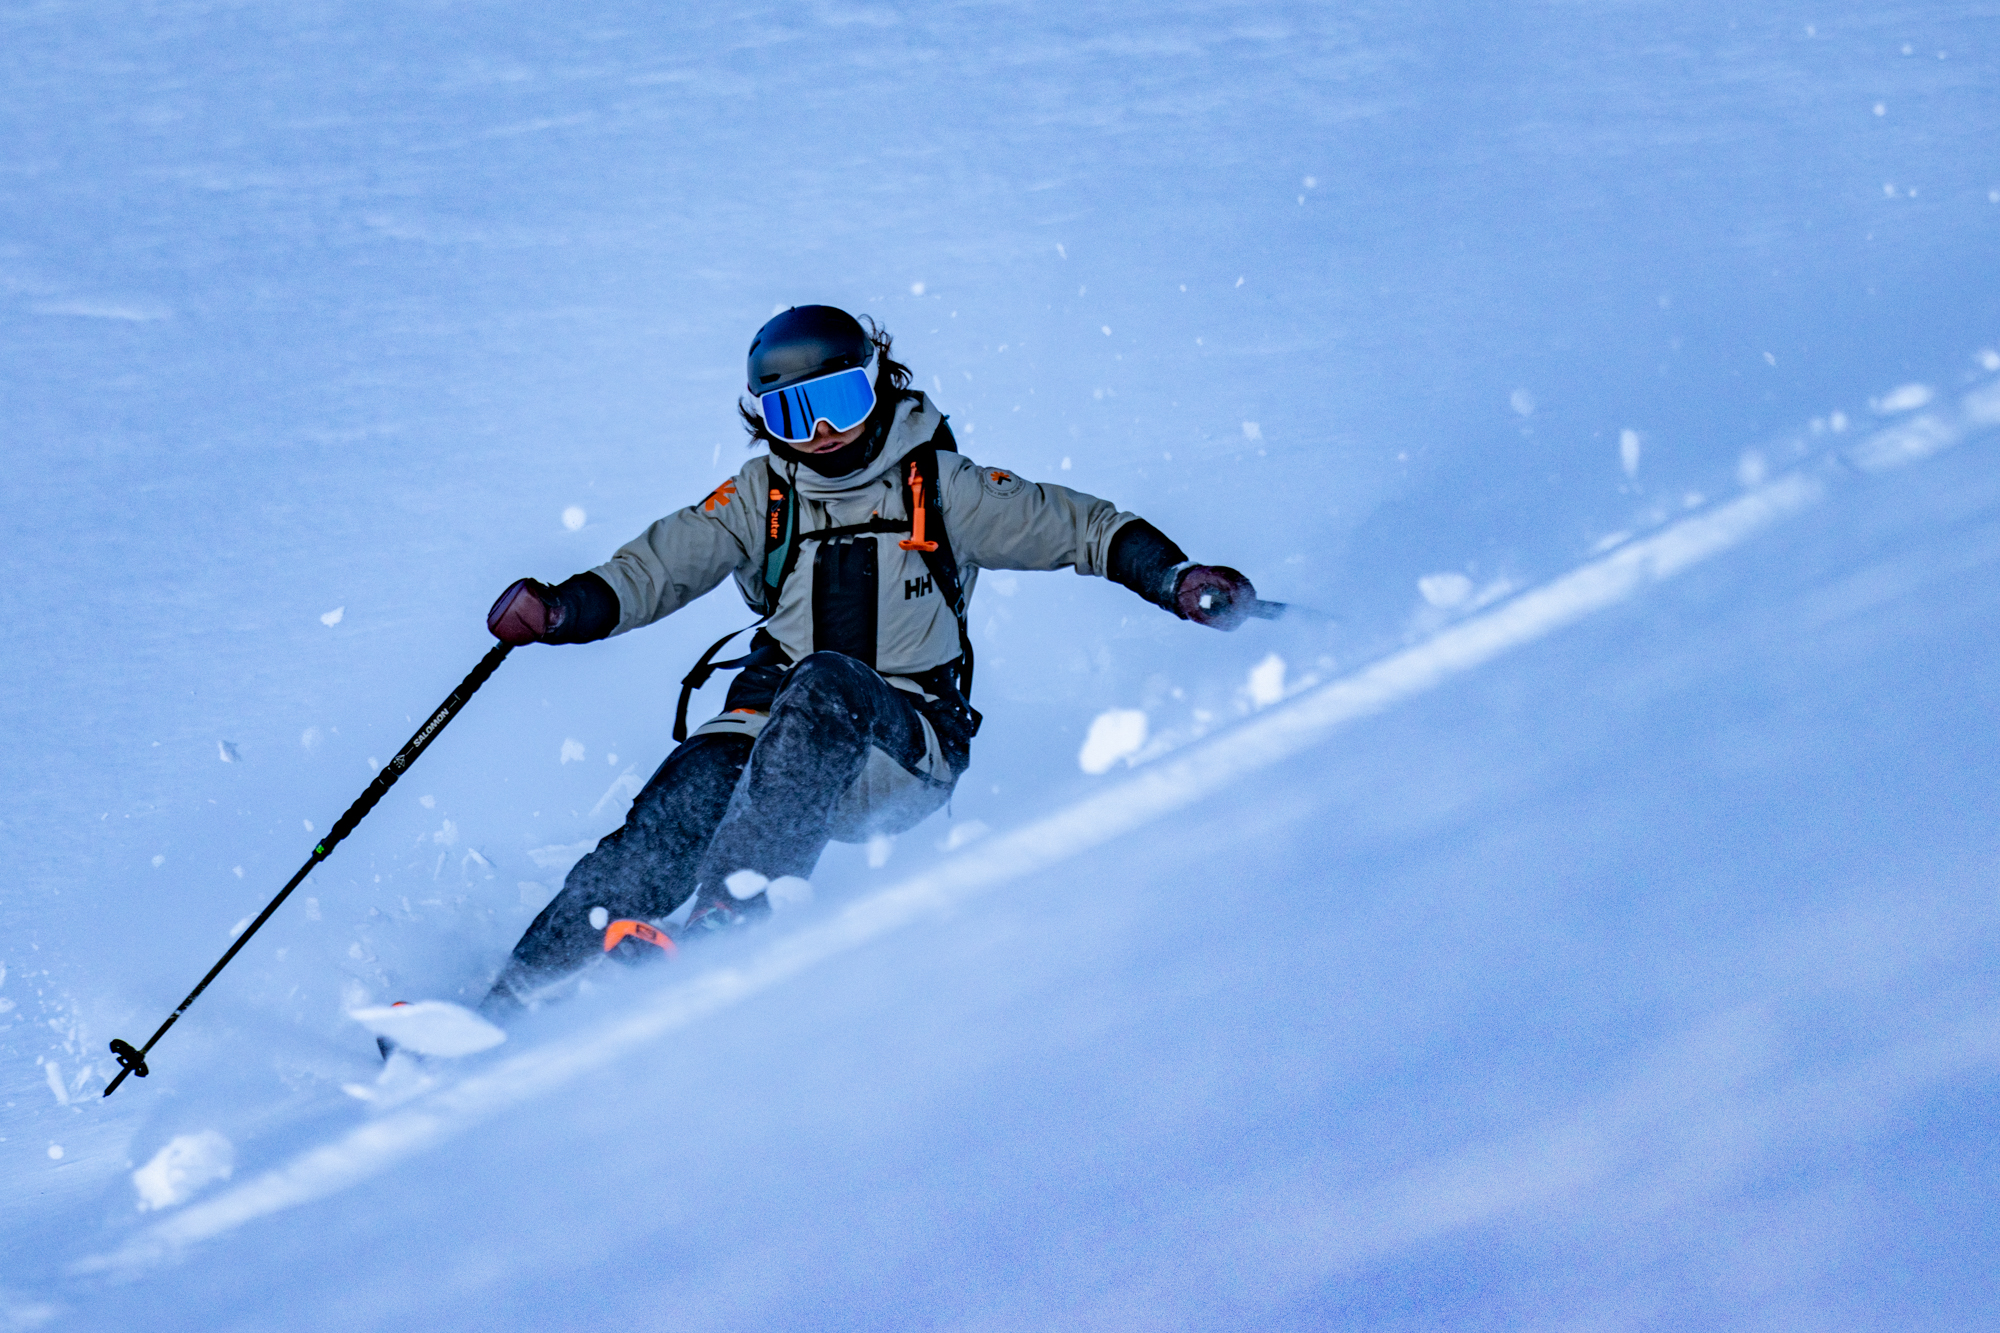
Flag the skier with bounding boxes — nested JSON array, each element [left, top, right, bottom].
[[480, 305, 1259, 1011]]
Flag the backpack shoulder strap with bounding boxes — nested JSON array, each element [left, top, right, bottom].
[[760, 457, 801, 613], [900, 436, 975, 700]]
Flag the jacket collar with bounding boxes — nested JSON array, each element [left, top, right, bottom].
[[777, 393, 940, 500]]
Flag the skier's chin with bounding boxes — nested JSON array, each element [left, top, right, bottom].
[[773, 432, 876, 477]]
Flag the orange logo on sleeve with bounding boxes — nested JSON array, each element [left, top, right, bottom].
[[702, 479, 737, 512], [978, 467, 1025, 497]]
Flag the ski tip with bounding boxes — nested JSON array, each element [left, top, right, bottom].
[[348, 1000, 505, 1058]]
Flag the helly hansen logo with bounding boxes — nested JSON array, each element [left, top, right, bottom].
[[904, 574, 933, 600]]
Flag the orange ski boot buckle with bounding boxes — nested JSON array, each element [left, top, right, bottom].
[[602, 918, 679, 958]]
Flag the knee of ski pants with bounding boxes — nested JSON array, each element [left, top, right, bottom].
[[767, 653, 956, 842], [772, 651, 888, 723], [768, 652, 933, 771]]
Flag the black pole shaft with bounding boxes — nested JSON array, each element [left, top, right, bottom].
[[103, 641, 513, 1098]]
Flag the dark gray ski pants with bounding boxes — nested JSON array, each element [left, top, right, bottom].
[[485, 652, 958, 1008]]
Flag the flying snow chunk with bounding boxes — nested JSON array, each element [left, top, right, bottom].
[[768, 876, 812, 911], [320, 607, 344, 626], [218, 740, 239, 763], [1980, 349, 2000, 371], [1509, 389, 1536, 417], [562, 506, 586, 531], [560, 738, 585, 764], [1418, 572, 1474, 609], [1245, 654, 1287, 709], [941, 820, 990, 852], [910, 282, 925, 295], [132, 1131, 234, 1211], [1619, 429, 1641, 478], [1871, 383, 1933, 414], [349, 1001, 506, 1058], [724, 868, 810, 905], [527, 840, 594, 872], [1241, 422, 1262, 441], [1079, 709, 1148, 775]]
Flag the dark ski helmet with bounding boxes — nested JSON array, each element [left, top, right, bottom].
[[746, 305, 873, 393]]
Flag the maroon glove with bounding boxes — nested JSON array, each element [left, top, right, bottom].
[[1175, 565, 1257, 630], [487, 578, 565, 645]]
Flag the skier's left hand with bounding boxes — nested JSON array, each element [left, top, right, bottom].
[[1176, 565, 1257, 630]]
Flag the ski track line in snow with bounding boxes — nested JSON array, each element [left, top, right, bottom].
[[74, 376, 2000, 1277]]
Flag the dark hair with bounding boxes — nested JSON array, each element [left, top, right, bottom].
[[737, 315, 914, 448]]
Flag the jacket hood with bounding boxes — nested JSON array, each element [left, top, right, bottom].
[[777, 393, 940, 500]]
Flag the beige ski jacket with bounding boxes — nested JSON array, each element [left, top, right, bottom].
[[589, 393, 1142, 686]]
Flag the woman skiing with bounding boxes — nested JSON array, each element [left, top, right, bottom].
[[480, 305, 1258, 1010]]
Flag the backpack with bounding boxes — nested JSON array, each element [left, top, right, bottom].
[[674, 424, 973, 742]]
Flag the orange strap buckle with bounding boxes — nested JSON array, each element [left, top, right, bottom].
[[602, 919, 678, 957], [898, 461, 938, 552]]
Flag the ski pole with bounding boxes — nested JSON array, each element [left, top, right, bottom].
[[1244, 598, 1333, 624], [103, 641, 514, 1098]]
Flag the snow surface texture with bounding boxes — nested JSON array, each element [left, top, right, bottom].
[[5, 2, 2000, 1329]]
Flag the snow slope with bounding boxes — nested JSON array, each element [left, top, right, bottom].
[[5, 1, 2000, 1328]]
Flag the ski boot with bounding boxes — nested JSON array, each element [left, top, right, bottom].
[[677, 871, 812, 937]]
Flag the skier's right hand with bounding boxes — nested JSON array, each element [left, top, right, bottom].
[[1175, 565, 1257, 630], [487, 578, 565, 644]]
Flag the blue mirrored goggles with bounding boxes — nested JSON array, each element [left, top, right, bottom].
[[756, 364, 878, 444]]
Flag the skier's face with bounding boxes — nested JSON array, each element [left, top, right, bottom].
[[794, 417, 868, 453]]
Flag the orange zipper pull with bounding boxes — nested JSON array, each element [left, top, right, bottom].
[[899, 460, 938, 552]]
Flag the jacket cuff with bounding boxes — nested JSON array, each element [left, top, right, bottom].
[[544, 572, 621, 644], [1105, 519, 1190, 613]]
